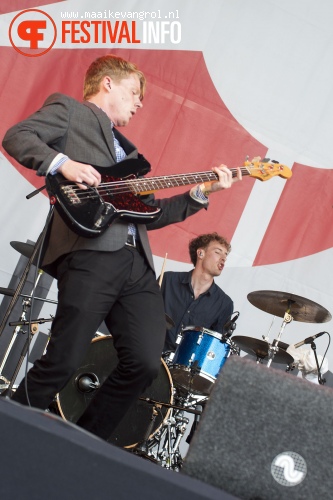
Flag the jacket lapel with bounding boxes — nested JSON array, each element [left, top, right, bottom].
[[83, 101, 138, 161], [82, 101, 117, 162]]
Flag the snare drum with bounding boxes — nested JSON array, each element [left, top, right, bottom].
[[169, 326, 230, 395]]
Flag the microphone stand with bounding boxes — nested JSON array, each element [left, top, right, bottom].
[[222, 323, 236, 339], [310, 341, 326, 385], [222, 314, 239, 341]]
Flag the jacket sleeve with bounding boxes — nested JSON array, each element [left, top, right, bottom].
[[141, 190, 208, 230], [2, 93, 72, 176]]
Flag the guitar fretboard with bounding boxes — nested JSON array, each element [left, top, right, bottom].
[[99, 167, 250, 195]]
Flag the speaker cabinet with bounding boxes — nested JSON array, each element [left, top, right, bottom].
[[182, 355, 333, 500], [0, 397, 232, 500]]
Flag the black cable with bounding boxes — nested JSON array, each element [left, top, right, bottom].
[[318, 332, 330, 385]]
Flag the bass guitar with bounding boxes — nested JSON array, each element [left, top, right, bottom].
[[46, 156, 292, 238]]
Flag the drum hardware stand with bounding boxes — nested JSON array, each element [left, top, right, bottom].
[[134, 401, 162, 456], [262, 315, 276, 343], [229, 339, 240, 356], [0, 205, 55, 395], [285, 362, 297, 374], [151, 408, 188, 470], [0, 270, 46, 396], [9, 317, 53, 328], [9, 295, 57, 306], [6, 317, 54, 396], [0, 229, 45, 385], [267, 308, 293, 368], [0, 296, 34, 384], [187, 359, 204, 394], [134, 396, 202, 470], [0, 231, 45, 340], [4, 322, 40, 397], [190, 360, 200, 377]]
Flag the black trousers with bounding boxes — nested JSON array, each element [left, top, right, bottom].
[[12, 246, 166, 440]]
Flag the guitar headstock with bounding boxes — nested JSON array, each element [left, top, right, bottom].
[[244, 157, 292, 181]]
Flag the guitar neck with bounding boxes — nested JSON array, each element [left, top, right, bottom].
[[101, 167, 249, 195]]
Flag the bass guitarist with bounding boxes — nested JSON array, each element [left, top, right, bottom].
[[2, 54, 241, 443]]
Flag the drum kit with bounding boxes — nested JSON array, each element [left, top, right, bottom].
[[56, 291, 331, 469], [55, 328, 238, 470], [0, 241, 332, 471]]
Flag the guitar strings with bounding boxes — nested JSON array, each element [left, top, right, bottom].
[[64, 167, 254, 201]]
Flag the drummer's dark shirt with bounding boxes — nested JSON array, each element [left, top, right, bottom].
[[160, 270, 234, 352]]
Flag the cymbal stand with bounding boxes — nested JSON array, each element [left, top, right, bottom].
[[0, 232, 44, 339], [0, 202, 55, 392], [0, 271, 44, 393], [5, 323, 40, 396], [267, 308, 293, 368], [6, 314, 54, 397]]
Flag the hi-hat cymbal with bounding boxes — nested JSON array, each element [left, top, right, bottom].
[[247, 290, 332, 323], [232, 335, 294, 365]]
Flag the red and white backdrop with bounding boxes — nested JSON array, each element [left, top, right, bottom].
[[0, 1, 332, 371]]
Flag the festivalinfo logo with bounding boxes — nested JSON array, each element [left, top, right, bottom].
[[9, 8, 182, 57], [9, 9, 57, 56]]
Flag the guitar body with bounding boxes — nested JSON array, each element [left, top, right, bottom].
[[46, 159, 162, 238]]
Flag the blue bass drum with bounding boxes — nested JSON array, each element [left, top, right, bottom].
[[169, 326, 231, 396]]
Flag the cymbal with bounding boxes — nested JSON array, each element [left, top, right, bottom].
[[247, 290, 332, 323], [10, 241, 35, 259], [232, 335, 294, 365]]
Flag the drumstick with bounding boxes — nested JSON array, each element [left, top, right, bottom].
[[158, 253, 168, 287]]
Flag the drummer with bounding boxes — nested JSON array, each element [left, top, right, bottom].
[[160, 232, 234, 354]]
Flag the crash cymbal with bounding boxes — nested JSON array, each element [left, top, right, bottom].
[[165, 314, 175, 330], [247, 290, 332, 323], [232, 335, 294, 365]]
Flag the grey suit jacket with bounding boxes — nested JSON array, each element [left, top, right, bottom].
[[3, 93, 207, 275]]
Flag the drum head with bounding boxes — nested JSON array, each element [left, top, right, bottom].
[[57, 336, 173, 448]]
